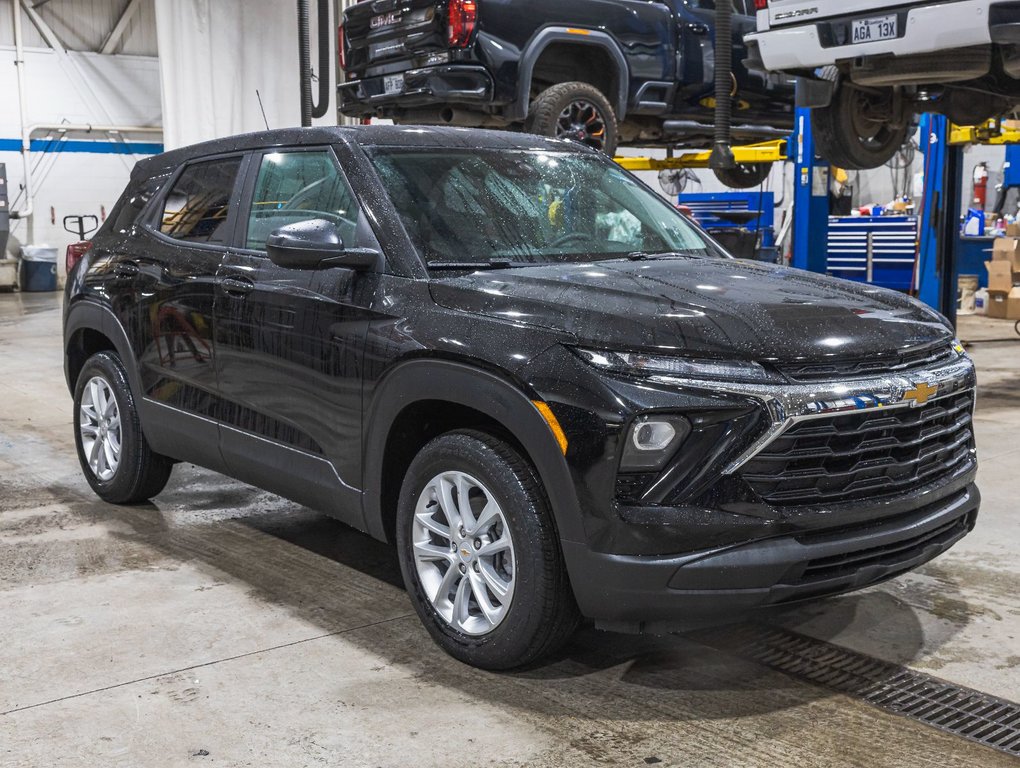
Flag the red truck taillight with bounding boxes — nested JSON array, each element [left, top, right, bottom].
[[448, 0, 478, 48], [754, 0, 768, 9], [66, 241, 92, 275]]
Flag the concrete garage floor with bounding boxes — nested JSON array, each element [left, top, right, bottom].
[[1, 291, 1018, 768]]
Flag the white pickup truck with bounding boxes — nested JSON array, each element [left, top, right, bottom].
[[746, 1, 1020, 168]]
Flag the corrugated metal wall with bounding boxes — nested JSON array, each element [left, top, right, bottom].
[[0, 0, 158, 55]]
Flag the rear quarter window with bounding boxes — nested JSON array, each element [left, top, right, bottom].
[[110, 172, 171, 234]]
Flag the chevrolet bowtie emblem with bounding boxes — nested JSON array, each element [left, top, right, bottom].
[[903, 382, 939, 407]]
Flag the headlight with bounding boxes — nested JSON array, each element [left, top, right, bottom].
[[951, 338, 967, 356], [574, 347, 778, 383]]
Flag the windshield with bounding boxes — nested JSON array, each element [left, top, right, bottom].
[[367, 148, 721, 269]]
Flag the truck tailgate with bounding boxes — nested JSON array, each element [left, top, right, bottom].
[[765, 0, 926, 27], [343, 0, 447, 76]]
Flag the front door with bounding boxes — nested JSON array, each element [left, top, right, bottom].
[[214, 146, 374, 526]]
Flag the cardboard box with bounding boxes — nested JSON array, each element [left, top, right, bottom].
[[991, 237, 1020, 274], [987, 260, 1016, 293], [1006, 222, 1020, 237], [985, 287, 1020, 319]]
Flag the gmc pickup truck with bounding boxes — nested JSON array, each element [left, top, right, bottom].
[[337, 0, 795, 188]]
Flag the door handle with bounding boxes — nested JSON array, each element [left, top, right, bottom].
[[687, 22, 709, 35], [114, 260, 139, 278], [221, 275, 255, 297]]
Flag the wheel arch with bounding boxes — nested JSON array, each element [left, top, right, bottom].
[[512, 28, 629, 122], [363, 359, 584, 546], [64, 300, 143, 399]]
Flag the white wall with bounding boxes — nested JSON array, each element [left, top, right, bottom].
[[1, 44, 163, 260], [154, 0, 338, 149]]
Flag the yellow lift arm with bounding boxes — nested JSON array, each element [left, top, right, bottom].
[[949, 121, 1020, 146], [614, 139, 787, 171]]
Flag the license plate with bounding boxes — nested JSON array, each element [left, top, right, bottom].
[[383, 74, 404, 95], [851, 14, 898, 44]]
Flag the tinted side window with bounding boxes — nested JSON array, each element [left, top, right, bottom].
[[245, 151, 360, 251], [112, 173, 170, 234], [159, 157, 242, 244]]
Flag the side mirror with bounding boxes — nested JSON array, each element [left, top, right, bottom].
[[266, 219, 377, 271]]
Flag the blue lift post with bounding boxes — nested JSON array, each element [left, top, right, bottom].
[[791, 108, 830, 272], [917, 114, 964, 326]]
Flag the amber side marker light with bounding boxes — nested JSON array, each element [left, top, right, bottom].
[[532, 400, 568, 455]]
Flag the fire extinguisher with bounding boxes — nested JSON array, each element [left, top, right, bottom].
[[973, 162, 990, 210]]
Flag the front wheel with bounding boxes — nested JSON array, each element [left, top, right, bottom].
[[812, 83, 910, 170], [525, 81, 619, 156], [396, 430, 579, 669], [73, 351, 173, 504]]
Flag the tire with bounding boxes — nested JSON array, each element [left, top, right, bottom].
[[812, 84, 910, 170], [395, 430, 579, 670], [525, 81, 619, 156], [713, 162, 773, 189], [73, 351, 173, 504]]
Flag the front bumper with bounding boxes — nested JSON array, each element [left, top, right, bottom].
[[565, 479, 978, 633], [748, 0, 997, 72], [339, 65, 494, 115], [548, 348, 979, 630]]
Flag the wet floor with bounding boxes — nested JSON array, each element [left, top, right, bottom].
[[1, 292, 1018, 767]]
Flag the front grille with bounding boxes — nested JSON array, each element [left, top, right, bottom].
[[778, 344, 955, 382], [794, 508, 974, 585], [741, 390, 975, 505]]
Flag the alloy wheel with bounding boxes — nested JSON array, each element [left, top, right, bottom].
[[556, 99, 608, 151], [79, 376, 122, 482], [412, 471, 516, 636]]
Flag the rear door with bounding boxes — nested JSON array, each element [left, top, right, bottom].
[[342, 0, 448, 79], [214, 146, 374, 527], [132, 154, 247, 472]]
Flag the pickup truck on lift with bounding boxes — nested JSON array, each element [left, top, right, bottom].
[[337, 0, 795, 188], [746, 0, 1020, 169]]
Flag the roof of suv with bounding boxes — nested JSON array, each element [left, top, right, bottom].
[[133, 125, 586, 178]]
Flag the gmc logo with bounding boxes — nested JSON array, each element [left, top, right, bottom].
[[371, 11, 401, 29]]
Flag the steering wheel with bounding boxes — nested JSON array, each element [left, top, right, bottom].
[[548, 232, 593, 249]]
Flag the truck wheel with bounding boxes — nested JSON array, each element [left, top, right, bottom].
[[713, 162, 773, 189], [395, 430, 579, 669], [73, 351, 173, 504], [526, 81, 619, 156], [812, 84, 909, 170]]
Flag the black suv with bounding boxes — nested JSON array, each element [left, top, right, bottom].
[[64, 126, 978, 669], [338, 0, 795, 187]]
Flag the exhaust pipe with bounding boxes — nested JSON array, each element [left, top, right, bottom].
[[709, 1, 736, 171], [298, 0, 331, 126]]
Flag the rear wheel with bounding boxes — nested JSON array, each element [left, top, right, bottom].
[[812, 84, 910, 170], [526, 81, 619, 156], [396, 430, 579, 669], [713, 162, 774, 189], [73, 352, 173, 504]]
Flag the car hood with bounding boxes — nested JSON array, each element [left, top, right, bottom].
[[428, 257, 952, 363]]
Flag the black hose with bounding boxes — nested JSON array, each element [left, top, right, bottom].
[[311, 0, 331, 119], [710, 2, 736, 170], [298, 0, 312, 127]]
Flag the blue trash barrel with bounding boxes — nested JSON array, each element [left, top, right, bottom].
[[19, 246, 58, 292]]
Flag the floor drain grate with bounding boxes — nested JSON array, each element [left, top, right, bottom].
[[693, 624, 1020, 757]]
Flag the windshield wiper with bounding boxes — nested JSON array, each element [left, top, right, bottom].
[[627, 251, 692, 261], [428, 259, 517, 271]]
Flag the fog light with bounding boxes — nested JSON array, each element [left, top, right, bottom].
[[633, 421, 677, 452], [620, 415, 690, 471]]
